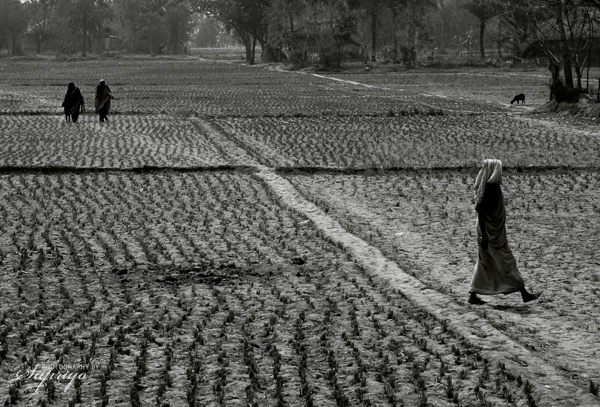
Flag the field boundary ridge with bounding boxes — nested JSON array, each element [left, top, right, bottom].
[[0, 164, 597, 175], [275, 165, 600, 175], [0, 165, 258, 174]]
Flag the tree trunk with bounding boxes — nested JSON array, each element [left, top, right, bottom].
[[82, 17, 88, 57], [236, 29, 252, 63], [586, 19, 592, 92], [555, 2, 573, 88], [335, 38, 342, 68], [392, 7, 399, 63], [250, 36, 256, 65], [371, 8, 377, 62], [406, 10, 418, 68], [244, 42, 251, 62], [574, 64, 582, 90], [548, 60, 561, 100], [497, 17, 503, 58], [479, 20, 486, 59]]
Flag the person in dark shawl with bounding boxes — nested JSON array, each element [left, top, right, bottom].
[[61, 82, 84, 123], [94, 79, 115, 122], [468, 159, 541, 305]]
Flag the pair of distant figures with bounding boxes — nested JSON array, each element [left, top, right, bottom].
[[61, 80, 116, 123]]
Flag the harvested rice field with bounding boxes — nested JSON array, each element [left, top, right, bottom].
[[0, 56, 599, 407], [210, 115, 600, 169], [288, 169, 600, 391]]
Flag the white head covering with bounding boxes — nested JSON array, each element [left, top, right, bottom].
[[474, 159, 502, 204]]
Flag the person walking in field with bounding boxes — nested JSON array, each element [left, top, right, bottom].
[[62, 82, 84, 123], [468, 159, 541, 305], [94, 79, 116, 123]]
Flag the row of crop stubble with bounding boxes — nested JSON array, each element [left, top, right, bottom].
[[0, 172, 539, 406], [210, 115, 600, 169], [0, 116, 239, 168], [3, 113, 598, 171], [0, 59, 440, 117], [320, 69, 553, 108], [0, 171, 340, 272], [1, 262, 538, 407], [286, 169, 600, 393]]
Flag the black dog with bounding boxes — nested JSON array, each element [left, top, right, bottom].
[[62, 82, 85, 122], [510, 93, 525, 104]]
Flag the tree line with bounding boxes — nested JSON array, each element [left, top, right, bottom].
[[0, 0, 196, 56], [2, 0, 600, 98]]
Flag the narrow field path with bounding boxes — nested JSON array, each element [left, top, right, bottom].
[[196, 118, 600, 406], [287, 65, 589, 119], [255, 166, 599, 407], [301, 71, 489, 114]]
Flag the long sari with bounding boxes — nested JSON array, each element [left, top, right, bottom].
[[470, 162, 525, 295], [95, 82, 113, 121], [62, 83, 84, 122]]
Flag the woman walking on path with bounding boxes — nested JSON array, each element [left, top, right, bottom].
[[62, 82, 84, 123], [468, 159, 541, 305], [94, 79, 115, 123]]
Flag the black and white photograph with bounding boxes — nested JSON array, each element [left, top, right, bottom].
[[1, 0, 600, 405]]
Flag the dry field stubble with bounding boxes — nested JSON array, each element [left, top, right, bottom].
[[0, 59, 431, 118], [0, 58, 599, 406], [0, 116, 241, 168], [316, 69, 553, 109], [210, 115, 600, 169], [0, 172, 542, 407], [0, 172, 325, 271], [287, 170, 600, 393]]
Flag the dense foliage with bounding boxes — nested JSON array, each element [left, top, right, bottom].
[[1, 0, 197, 55], [2, 0, 600, 91]]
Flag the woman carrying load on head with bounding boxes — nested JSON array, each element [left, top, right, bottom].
[[94, 79, 115, 123], [62, 82, 84, 123], [468, 159, 541, 305]]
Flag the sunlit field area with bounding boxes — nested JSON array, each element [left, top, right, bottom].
[[0, 57, 599, 406]]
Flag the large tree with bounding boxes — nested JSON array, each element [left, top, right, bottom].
[[193, 0, 272, 63], [352, 0, 385, 61], [503, 0, 593, 98], [504, 1, 566, 90], [265, 0, 360, 67], [555, 0, 574, 88], [432, 0, 459, 50], [164, 0, 194, 54], [26, 0, 59, 54], [391, 0, 436, 67], [0, 0, 30, 55], [192, 16, 222, 47], [112, 0, 193, 54], [462, 0, 503, 58], [61, 0, 112, 56], [558, 1, 596, 90], [136, 11, 170, 54]]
